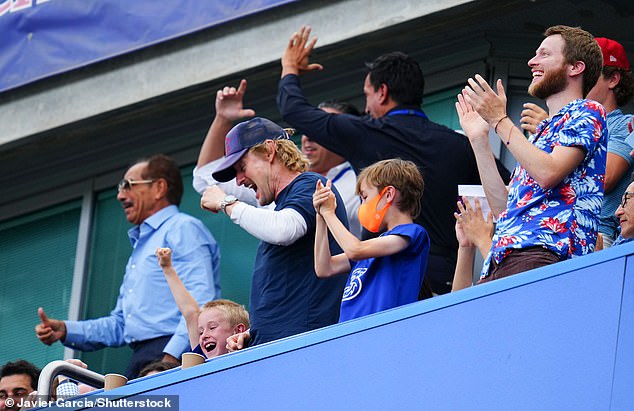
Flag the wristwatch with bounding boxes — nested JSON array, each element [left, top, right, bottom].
[[219, 194, 239, 213]]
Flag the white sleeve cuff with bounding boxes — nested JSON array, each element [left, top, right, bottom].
[[192, 161, 222, 194], [230, 202, 307, 245]]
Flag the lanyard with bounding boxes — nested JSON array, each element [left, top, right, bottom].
[[387, 109, 428, 119], [331, 166, 353, 184]]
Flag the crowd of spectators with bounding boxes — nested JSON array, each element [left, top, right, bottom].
[[6, 23, 632, 400]]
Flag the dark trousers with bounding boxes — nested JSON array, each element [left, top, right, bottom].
[[420, 252, 456, 297], [125, 335, 172, 379], [478, 246, 561, 285]]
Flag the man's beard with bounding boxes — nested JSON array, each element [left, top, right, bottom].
[[528, 64, 568, 99]]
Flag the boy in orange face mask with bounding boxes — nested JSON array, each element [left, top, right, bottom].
[[313, 158, 430, 322]]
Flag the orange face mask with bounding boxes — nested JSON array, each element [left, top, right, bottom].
[[357, 187, 392, 233]]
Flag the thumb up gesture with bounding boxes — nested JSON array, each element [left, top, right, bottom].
[[35, 307, 67, 345]]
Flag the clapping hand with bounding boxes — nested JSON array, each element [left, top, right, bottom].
[[313, 179, 336, 215], [456, 92, 490, 146], [454, 197, 494, 254]]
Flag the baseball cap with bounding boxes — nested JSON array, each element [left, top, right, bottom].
[[596, 37, 631, 71], [212, 117, 292, 182]]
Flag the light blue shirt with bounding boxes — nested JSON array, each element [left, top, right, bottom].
[[64, 205, 220, 357], [599, 109, 634, 240], [613, 235, 634, 246]]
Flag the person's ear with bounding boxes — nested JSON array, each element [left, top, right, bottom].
[[607, 70, 621, 90], [569, 60, 586, 78], [265, 140, 276, 162], [378, 83, 389, 104], [154, 178, 168, 200], [234, 323, 247, 334], [384, 185, 397, 203]]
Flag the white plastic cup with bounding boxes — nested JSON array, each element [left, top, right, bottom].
[[181, 352, 206, 369], [103, 373, 128, 391], [458, 185, 493, 221]]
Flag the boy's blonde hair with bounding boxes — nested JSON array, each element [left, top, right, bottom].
[[356, 158, 424, 218], [201, 299, 250, 329], [250, 139, 309, 173]]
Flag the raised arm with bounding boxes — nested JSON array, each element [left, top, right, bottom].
[[197, 79, 255, 167], [451, 241, 476, 292], [464, 75, 585, 190], [451, 198, 493, 292], [161, 222, 220, 359], [277, 27, 363, 160], [318, 181, 409, 261], [313, 180, 351, 277], [156, 247, 200, 351], [456, 92, 509, 216], [281, 25, 323, 78]]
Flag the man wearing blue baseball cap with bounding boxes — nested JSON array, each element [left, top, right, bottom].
[[201, 117, 348, 350]]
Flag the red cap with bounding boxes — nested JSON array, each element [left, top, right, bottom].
[[595, 37, 630, 71]]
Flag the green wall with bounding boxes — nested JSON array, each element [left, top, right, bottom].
[[424, 87, 463, 130], [0, 202, 80, 370]]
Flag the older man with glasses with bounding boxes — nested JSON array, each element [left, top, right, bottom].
[[614, 182, 634, 245], [35, 154, 220, 379]]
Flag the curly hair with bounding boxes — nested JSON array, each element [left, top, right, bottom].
[[602, 66, 634, 107], [250, 139, 309, 173]]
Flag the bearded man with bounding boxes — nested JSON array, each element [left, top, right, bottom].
[[452, 25, 607, 288]]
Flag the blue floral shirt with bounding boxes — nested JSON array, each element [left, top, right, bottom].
[[481, 99, 607, 279]]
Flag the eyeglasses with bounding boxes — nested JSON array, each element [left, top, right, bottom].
[[117, 179, 155, 192], [620, 191, 634, 208]]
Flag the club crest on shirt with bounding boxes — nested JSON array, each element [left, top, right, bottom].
[[342, 267, 367, 301]]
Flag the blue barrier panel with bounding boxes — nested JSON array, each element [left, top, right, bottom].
[[610, 254, 634, 409], [44, 244, 634, 410]]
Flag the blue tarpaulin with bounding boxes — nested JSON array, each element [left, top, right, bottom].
[[0, 0, 295, 93]]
